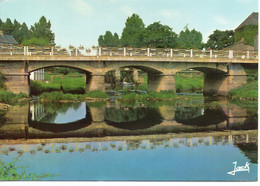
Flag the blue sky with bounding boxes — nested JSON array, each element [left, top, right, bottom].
[[0, 0, 258, 48]]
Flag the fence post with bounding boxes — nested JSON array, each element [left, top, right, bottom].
[[170, 49, 173, 57], [147, 48, 150, 57], [247, 51, 250, 59], [123, 47, 126, 56], [24, 46, 27, 55], [210, 50, 212, 58], [190, 49, 193, 57], [98, 47, 102, 56], [228, 50, 233, 58], [75, 48, 78, 56], [51, 47, 54, 55]]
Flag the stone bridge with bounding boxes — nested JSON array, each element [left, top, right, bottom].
[[0, 47, 258, 95]]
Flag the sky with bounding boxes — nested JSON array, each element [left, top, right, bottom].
[[0, 0, 258, 48]]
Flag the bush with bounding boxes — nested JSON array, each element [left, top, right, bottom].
[[229, 81, 258, 100], [85, 90, 109, 98]]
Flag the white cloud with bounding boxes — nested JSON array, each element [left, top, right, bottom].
[[70, 0, 94, 17], [214, 16, 229, 25], [160, 9, 182, 20], [121, 6, 134, 16]]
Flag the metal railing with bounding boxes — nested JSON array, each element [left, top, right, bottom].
[[0, 45, 258, 60]]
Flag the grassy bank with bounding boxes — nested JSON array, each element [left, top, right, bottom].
[[229, 80, 258, 101], [39, 90, 109, 102], [31, 73, 85, 95]]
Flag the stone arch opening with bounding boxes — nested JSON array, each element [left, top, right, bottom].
[[175, 67, 228, 95], [29, 66, 91, 95]]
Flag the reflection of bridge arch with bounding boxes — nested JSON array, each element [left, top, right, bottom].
[[105, 108, 163, 130], [29, 104, 93, 133]]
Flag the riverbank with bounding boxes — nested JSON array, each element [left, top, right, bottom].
[[228, 80, 258, 101]]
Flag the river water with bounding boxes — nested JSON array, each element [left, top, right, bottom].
[[0, 95, 258, 181]]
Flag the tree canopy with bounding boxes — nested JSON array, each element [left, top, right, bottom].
[[177, 25, 203, 49], [98, 31, 120, 47], [206, 30, 234, 50], [120, 14, 145, 47], [0, 16, 55, 46], [143, 22, 177, 48]]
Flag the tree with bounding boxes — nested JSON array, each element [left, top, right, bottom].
[[206, 30, 234, 49], [30, 16, 55, 45], [2, 18, 14, 35], [0, 18, 3, 30], [177, 26, 203, 49], [120, 13, 145, 47], [98, 31, 120, 47], [143, 22, 178, 48]]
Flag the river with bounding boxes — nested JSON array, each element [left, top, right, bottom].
[[0, 94, 258, 181]]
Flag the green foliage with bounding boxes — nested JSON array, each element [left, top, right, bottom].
[[121, 13, 145, 47], [177, 26, 203, 49], [85, 90, 109, 98], [229, 81, 258, 100], [22, 37, 49, 46], [175, 73, 204, 93], [0, 156, 56, 180], [1, 16, 55, 45], [0, 90, 27, 104], [30, 74, 86, 95], [98, 31, 120, 47], [206, 29, 234, 49], [143, 22, 178, 48], [234, 25, 258, 46]]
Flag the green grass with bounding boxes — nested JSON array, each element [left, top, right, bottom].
[[175, 73, 203, 93], [39, 90, 108, 102], [229, 80, 258, 100], [30, 73, 86, 95], [0, 90, 27, 104]]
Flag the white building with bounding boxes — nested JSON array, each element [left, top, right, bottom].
[[30, 69, 45, 80]]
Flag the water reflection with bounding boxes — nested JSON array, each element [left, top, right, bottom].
[[0, 97, 257, 139]]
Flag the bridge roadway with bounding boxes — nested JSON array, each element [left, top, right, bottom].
[[0, 48, 258, 95]]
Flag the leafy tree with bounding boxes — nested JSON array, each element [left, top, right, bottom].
[[98, 31, 120, 47], [177, 26, 203, 49], [22, 37, 49, 46], [0, 18, 3, 30], [120, 13, 145, 47], [2, 18, 15, 35], [206, 29, 234, 49], [30, 16, 55, 45], [143, 22, 178, 48]]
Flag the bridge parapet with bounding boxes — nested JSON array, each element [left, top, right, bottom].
[[0, 45, 258, 60]]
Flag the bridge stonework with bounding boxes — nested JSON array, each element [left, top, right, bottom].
[[0, 55, 254, 96]]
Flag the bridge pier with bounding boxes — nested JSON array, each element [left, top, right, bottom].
[[4, 73, 30, 95], [204, 74, 247, 96], [86, 73, 105, 92], [147, 74, 175, 92]]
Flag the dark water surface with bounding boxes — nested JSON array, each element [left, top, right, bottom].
[[0, 95, 258, 181]]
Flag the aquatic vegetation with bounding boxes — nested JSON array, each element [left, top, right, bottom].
[[8, 147, 16, 152], [110, 144, 116, 148], [1, 150, 9, 156], [55, 149, 61, 153], [44, 150, 51, 154], [30, 150, 36, 155], [198, 139, 204, 143], [118, 146, 123, 151], [68, 149, 75, 153], [164, 144, 169, 148], [102, 147, 108, 151], [37, 146, 43, 151], [205, 142, 210, 146], [173, 143, 179, 148], [0, 156, 57, 180], [85, 144, 91, 150], [78, 148, 85, 153], [17, 150, 24, 155], [150, 145, 156, 149], [92, 148, 98, 152], [192, 143, 198, 147], [141, 146, 146, 149], [60, 145, 67, 151], [179, 140, 184, 144]]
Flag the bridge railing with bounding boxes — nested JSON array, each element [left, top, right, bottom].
[[0, 45, 258, 60]]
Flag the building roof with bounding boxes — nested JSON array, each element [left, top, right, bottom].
[[0, 34, 18, 45], [235, 12, 258, 30]]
